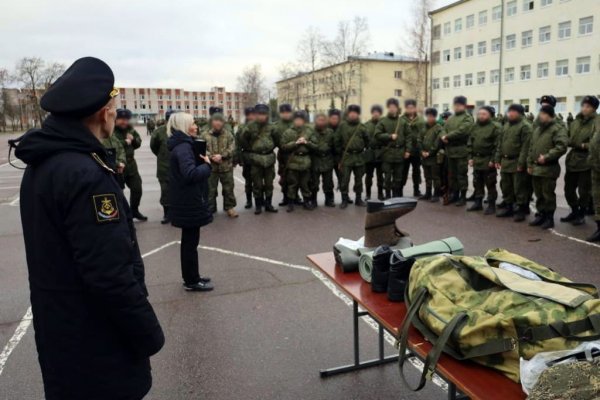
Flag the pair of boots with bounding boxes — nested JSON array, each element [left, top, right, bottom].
[[287, 196, 315, 212], [496, 204, 528, 222], [254, 195, 278, 215], [279, 194, 304, 207], [445, 190, 467, 206], [371, 246, 416, 302], [560, 207, 586, 226], [587, 221, 600, 242], [529, 211, 555, 230], [467, 197, 496, 215], [340, 193, 366, 209]]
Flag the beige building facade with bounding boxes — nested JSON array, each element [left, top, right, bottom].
[[276, 53, 427, 120], [429, 0, 600, 114]]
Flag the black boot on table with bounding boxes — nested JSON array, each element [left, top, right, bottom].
[[132, 209, 148, 221], [264, 196, 278, 213], [254, 197, 263, 215], [467, 198, 483, 212], [244, 192, 253, 209], [160, 206, 171, 224], [560, 208, 578, 223], [540, 212, 555, 230], [496, 204, 514, 218], [587, 221, 600, 242], [529, 212, 546, 227], [371, 246, 392, 293]]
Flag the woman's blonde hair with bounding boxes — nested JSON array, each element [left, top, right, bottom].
[[167, 112, 195, 136]]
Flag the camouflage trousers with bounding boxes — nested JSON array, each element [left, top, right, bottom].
[[286, 169, 311, 200], [473, 167, 498, 202], [593, 170, 600, 221], [422, 163, 441, 193], [159, 179, 169, 207], [382, 162, 404, 192], [123, 160, 142, 210], [251, 164, 275, 198], [340, 164, 365, 195], [241, 162, 253, 195], [401, 153, 422, 189], [365, 161, 384, 193], [447, 157, 469, 192], [532, 176, 558, 213], [311, 169, 334, 195], [208, 171, 237, 211], [500, 171, 529, 206], [564, 169, 591, 210]]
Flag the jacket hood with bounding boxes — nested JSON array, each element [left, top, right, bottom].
[[13, 114, 106, 166], [167, 129, 193, 151]]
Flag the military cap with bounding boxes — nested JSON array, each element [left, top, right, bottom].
[[480, 106, 496, 118], [370, 105, 383, 114], [328, 109, 341, 117], [347, 104, 361, 114], [540, 95, 557, 107], [40, 57, 117, 118], [209, 106, 223, 116], [453, 95, 468, 105], [539, 105, 556, 118], [211, 112, 225, 121], [292, 110, 306, 120], [404, 99, 417, 107], [244, 106, 256, 116], [116, 108, 132, 120], [279, 104, 292, 113], [425, 108, 438, 117], [582, 95, 600, 110], [507, 104, 525, 115], [255, 104, 269, 114], [386, 98, 400, 107]]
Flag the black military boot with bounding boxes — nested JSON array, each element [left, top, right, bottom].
[[560, 208, 578, 223], [132, 209, 148, 221], [160, 206, 170, 224], [413, 186, 422, 198], [466, 192, 476, 202], [529, 212, 546, 226], [264, 196, 278, 213], [572, 208, 586, 226], [496, 204, 514, 218], [467, 198, 483, 212], [294, 196, 304, 206], [325, 192, 335, 207], [254, 197, 263, 215], [365, 186, 372, 200], [388, 254, 416, 302], [354, 193, 366, 207], [445, 191, 459, 205], [385, 189, 392, 200], [541, 212, 555, 230], [455, 190, 467, 207], [244, 192, 253, 209], [587, 222, 600, 242], [340, 194, 349, 209], [304, 198, 315, 210], [484, 202, 496, 216], [311, 193, 318, 208], [497, 200, 507, 209], [371, 246, 392, 293], [513, 205, 526, 222], [419, 188, 432, 201], [430, 189, 440, 203], [377, 187, 384, 201], [287, 202, 294, 213], [278, 194, 289, 207]]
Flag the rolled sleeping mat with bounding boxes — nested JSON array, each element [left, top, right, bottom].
[[333, 244, 361, 273], [358, 236, 414, 282], [396, 237, 463, 259]]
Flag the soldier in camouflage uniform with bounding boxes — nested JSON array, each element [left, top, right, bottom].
[[467, 106, 501, 214], [328, 109, 343, 194], [496, 104, 532, 222], [242, 104, 279, 215], [280, 111, 318, 212], [311, 113, 336, 207], [272, 104, 295, 207], [146, 118, 155, 136], [588, 106, 600, 242], [113, 109, 147, 220], [419, 108, 443, 202], [533, 95, 557, 130], [235, 107, 256, 209], [336, 105, 369, 209], [441, 96, 474, 206], [364, 105, 384, 200], [150, 109, 174, 224], [527, 105, 568, 230], [201, 113, 237, 218], [400, 99, 425, 197], [101, 133, 126, 188], [375, 98, 411, 198], [156, 119, 166, 127], [560, 96, 598, 226]]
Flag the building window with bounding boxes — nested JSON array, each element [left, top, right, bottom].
[[492, 38, 502, 53], [556, 59, 569, 76], [520, 65, 531, 80], [522, 30, 533, 47], [433, 25, 441, 39], [159, 104, 164, 110], [541, 0, 552, 6], [537, 62, 549, 78], [505, 67, 515, 82], [443, 49, 451, 62], [492, 6, 502, 21], [432, 79, 440, 90], [476, 100, 485, 109], [523, 0, 534, 11], [158, 95, 163, 100], [576, 56, 591, 74], [478, 41, 487, 55], [558, 21, 571, 39], [186, 104, 190, 110], [579, 16, 594, 35], [444, 22, 451, 35], [491, 69, 500, 84], [507, 1, 517, 16], [555, 97, 567, 113], [432, 51, 441, 64], [453, 75, 461, 88], [506, 34, 516, 49], [477, 71, 486, 85], [465, 44, 474, 58], [455, 18, 462, 32], [539, 26, 551, 43], [443, 77, 450, 89], [479, 10, 488, 25], [394, 71, 403, 79], [454, 47, 462, 60], [465, 73, 473, 86], [140, 95, 145, 100], [466, 14, 475, 29], [394, 89, 403, 97]]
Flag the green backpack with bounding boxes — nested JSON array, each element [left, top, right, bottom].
[[398, 249, 600, 390]]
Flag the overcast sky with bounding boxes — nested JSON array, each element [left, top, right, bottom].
[[0, 0, 453, 92]]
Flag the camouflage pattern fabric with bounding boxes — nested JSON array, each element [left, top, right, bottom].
[[529, 359, 600, 400]]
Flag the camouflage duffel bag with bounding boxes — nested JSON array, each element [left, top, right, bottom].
[[397, 248, 600, 390]]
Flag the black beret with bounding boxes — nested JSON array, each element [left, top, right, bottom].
[[279, 104, 292, 113], [255, 103, 269, 114], [507, 104, 525, 115], [425, 108, 438, 117], [293, 110, 306, 120], [539, 105, 556, 118], [116, 108, 132, 119], [404, 99, 417, 107], [244, 106, 256, 116], [370, 104, 383, 114], [386, 98, 400, 107], [209, 106, 223, 116], [453, 96, 467, 105], [479, 106, 496, 118], [582, 95, 600, 110], [40, 57, 116, 118], [540, 95, 557, 107], [328, 109, 341, 117], [347, 104, 361, 114]]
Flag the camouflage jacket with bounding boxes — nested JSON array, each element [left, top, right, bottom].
[[281, 126, 318, 171], [101, 135, 126, 169], [363, 118, 382, 163], [375, 113, 411, 163], [311, 127, 336, 173], [235, 122, 250, 165], [589, 118, 600, 172], [443, 111, 474, 159], [497, 118, 532, 173], [272, 119, 293, 169], [401, 114, 426, 154], [242, 121, 278, 168], [528, 120, 568, 178], [201, 129, 236, 173], [112, 126, 142, 161], [419, 123, 443, 166], [149, 125, 170, 181], [335, 120, 369, 167], [566, 113, 597, 172], [468, 120, 501, 170]]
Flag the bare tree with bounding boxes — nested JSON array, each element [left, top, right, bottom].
[[14, 57, 45, 126], [42, 62, 66, 90], [276, 63, 303, 108], [297, 26, 324, 114], [237, 64, 268, 107], [0, 69, 8, 132]]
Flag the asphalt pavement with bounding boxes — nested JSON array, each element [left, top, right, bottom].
[[0, 127, 599, 400]]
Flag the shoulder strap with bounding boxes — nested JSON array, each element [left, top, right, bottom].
[[91, 152, 115, 174]]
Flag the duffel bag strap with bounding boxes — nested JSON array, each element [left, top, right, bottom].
[[521, 314, 600, 342], [398, 287, 428, 390]]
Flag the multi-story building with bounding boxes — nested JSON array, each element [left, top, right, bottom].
[[429, 0, 600, 114], [276, 52, 428, 120], [114, 86, 249, 121]]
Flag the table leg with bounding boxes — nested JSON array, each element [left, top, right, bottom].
[[447, 382, 470, 400]]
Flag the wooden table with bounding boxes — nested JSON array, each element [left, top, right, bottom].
[[307, 252, 526, 400]]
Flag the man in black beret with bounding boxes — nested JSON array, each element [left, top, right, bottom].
[[235, 106, 257, 209], [527, 105, 568, 229], [364, 105, 384, 200], [561, 96, 599, 227], [12, 57, 164, 399], [400, 99, 425, 197], [272, 103, 296, 206], [586, 97, 600, 241]]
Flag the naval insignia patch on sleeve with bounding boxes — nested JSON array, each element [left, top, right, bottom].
[[92, 193, 120, 223]]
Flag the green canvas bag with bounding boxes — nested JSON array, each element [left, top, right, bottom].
[[398, 248, 600, 390]]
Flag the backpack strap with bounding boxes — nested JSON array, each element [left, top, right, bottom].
[[519, 314, 600, 342]]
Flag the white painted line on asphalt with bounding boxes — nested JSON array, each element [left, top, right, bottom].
[[9, 197, 19, 207], [0, 241, 179, 377], [198, 244, 311, 271], [0, 186, 20, 190], [549, 229, 600, 249]]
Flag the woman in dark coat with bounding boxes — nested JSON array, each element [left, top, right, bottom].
[[167, 112, 215, 291]]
